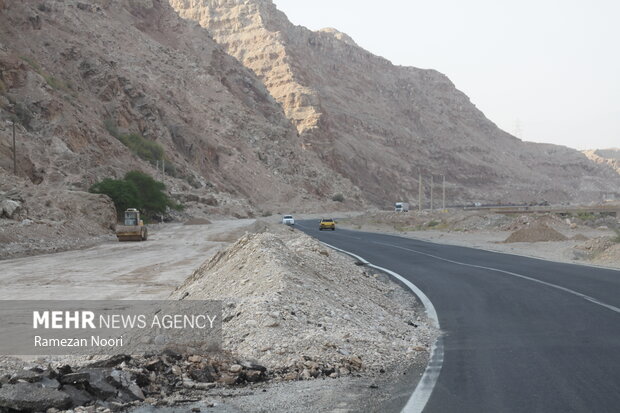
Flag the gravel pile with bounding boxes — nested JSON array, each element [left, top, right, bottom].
[[592, 243, 620, 265], [504, 223, 568, 243], [573, 237, 618, 262], [170, 226, 434, 377]]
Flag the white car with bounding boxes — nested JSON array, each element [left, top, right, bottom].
[[282, 215, 295, 225]]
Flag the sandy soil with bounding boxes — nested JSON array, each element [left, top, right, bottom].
[[0, 219, 256, 300]]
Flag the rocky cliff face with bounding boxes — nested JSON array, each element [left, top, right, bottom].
[[171, 0, 620, 205], [0, 0, 359, 219], [583, 149, 620, 175], [1, 0, 617, 221]]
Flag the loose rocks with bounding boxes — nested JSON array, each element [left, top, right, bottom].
[[0, 382, 71, 412]]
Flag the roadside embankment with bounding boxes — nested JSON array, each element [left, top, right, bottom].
[[340, 210, 620, 269], [171, 222, 435, 377]]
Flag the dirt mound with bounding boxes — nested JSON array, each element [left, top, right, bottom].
[[184, 218, 212, 225], [504, 223, 568, 243], [592, 243, 620, 265], [171, 229, 435, 376]]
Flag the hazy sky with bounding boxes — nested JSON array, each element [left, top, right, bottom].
[[272, 0, 619, 150]]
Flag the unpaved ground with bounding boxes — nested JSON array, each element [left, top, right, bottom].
[[0, 218, 432, 412], [127, 362, 424, 413], [340, 210, 620, 269], [0, 219, 255, 299]]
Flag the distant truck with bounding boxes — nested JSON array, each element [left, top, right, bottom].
[[394, 202, 409, 212]]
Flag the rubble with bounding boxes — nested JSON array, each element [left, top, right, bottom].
[[0, 199, 21, 219], [0, 382, 71, 412], [0, 352, 269, 412], [170, 225, 435, 375]]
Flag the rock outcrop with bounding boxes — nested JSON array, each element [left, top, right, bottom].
[[171, 0, 620, 205], [583, 149, 620, 175], [0, 0, 358, 218], [1, 0, 618, 220]]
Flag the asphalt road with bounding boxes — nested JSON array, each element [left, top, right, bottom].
[[296, 220, 620, 413]]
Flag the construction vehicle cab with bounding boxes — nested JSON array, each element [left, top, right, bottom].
[[116, 208, 148, 241], [124, 209, 140, 226]]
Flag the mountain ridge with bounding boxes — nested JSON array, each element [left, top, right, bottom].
[[171, 0, 620, 205]]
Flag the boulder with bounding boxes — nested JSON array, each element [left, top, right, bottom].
[[188, 365, 216, 383], [0, 199, 21, 219], [0, 382, 71, 411], [9, 369, 43, 383], [60, 384, 94, 408]]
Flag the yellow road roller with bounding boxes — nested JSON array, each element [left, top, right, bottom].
[[116, 208, 148, 241]]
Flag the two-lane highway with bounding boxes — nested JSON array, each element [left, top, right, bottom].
[[296, 221, 620, 413]]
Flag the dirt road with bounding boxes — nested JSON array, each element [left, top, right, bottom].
[[0, 220, 255, 300]]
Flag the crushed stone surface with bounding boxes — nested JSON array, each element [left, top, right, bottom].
[[170, 224, 435, 375]]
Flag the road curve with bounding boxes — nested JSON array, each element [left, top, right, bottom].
[[296, 220, 620, 413]]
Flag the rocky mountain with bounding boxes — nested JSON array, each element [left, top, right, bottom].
[[171, 0, 620, 206], [0, 0, 358, 221], [583, 149, 620, 175], [1, 0, 618, 233]]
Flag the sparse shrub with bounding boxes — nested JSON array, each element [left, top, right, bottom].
[[44, 75, 67, 91], [103, 119, 165, 165], [124, 170, 182, 214], [14, 103, 32, 129], [20, 56, 42, 74], [577, 212, 597, 221], [0, 79, 6, 93], [164, 161, 178, 177], [332, 193, 345, 202], [427, 220, 440, 228], [90, 171, 182, 219], [117, 133, 164, 164], [89, 178, 140, 218]]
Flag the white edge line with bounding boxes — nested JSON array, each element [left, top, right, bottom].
[[371, 240, 620, 315], [320, 241, 443, 413]]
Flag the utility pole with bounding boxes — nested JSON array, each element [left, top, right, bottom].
[[442, 175, 446, 210], [430, 175, 434, 211], [418, 173, 423, 212], [161, 158, 165, 224], [12, 120, 16, 175]]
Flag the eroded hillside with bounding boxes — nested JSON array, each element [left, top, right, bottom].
[[0, 0, 359, 219], [171, 0, 620, 205]]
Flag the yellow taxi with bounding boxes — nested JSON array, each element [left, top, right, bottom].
[[319, 218, 336, 231]]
